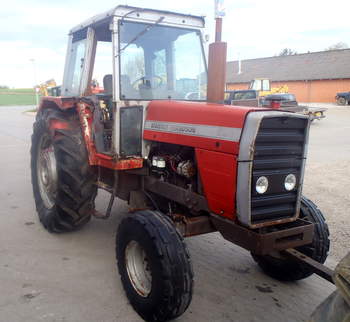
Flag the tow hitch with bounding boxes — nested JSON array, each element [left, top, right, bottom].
[[282, 248, 334, 284]]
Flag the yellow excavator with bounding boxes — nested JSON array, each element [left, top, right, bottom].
[[36, 79, 57, 97], [249, 78, 288, 97]]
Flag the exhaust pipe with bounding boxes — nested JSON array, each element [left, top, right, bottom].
[[207, 10, 227, 103]]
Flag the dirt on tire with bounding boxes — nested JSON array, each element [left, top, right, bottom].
[[31, 108, 97, 233], [116, 210, 193, 321]]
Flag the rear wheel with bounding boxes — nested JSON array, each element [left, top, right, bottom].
[[116, 210, 193, 321], [337, 97, 347, 105], [31, 108, 97, 232], [252, 196, 330, 281]]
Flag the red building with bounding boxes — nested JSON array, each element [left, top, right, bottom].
[[226, 49, 350, 103]]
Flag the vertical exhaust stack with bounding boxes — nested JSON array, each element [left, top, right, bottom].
[[207, 2, 227, 103]]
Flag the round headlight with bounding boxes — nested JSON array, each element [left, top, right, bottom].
[[284, 174, 296, 191], [256, 176, 269, 194]]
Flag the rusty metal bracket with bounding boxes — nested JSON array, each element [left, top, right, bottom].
[[171, 214, 216, 237], [93, 171, 118, 220], [282, 248, 335, 284], [144, 176, 209, 213], [93, 193, 115, 220], [210, 215, 314, 255]]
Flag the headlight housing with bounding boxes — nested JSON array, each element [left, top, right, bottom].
[[256, 176, 269, 194], [284, 174, 297, 191]]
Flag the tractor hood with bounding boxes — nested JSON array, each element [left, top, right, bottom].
[[143, 100, 269, 154]]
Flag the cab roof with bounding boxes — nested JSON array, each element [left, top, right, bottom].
[[70, 5, 205, 34]]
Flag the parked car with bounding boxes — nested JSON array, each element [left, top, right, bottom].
[[335, 92, 350, 105], [225, 90, 326, 121], [263, 93, 326, 121], [262, 93, 299, 107], [224, 90, 260, 106]]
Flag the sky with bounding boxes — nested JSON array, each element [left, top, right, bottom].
[[0, 0, 349, 88]]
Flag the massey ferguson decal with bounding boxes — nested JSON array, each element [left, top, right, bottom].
[[144, 120, 242, 142]]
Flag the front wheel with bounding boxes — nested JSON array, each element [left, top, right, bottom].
[[252, 196, 330, 281], [337, 97, 347, 105], [116, 210, 193, 321]]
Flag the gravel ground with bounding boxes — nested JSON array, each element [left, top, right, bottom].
[[304, 161, 350, 261], [302, 104, 350, 261], [300, 102, 340, 108]]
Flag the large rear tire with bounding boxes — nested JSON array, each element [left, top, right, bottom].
[[252, 196, 330, 281], [116, 210, 193, 321], [31, 108, 97, 233]]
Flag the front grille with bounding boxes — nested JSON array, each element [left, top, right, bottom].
[[251, 116, 308, 225]]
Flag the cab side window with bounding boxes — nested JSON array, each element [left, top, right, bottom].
[[63, 30, 87, 96], [91, 25, 113, 95]]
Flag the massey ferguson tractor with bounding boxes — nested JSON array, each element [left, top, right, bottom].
[[31, 5, 333, 321]]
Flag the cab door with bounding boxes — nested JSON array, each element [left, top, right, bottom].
[[62, 27, 95, 97]]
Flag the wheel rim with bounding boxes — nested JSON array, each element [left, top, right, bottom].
[[125, 240, 152, 297], [37, 135, 57, 209], [338, 97, 346, 105]]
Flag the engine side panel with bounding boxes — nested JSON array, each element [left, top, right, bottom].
[[145, 129, 240, 154], [195, 148, 237, 220]]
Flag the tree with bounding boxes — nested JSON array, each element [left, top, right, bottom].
[[0, 85, 9, 89], [279, 48, 297, 56], [325, 42, 348, 51]]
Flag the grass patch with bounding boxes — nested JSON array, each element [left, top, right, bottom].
[[0, 88, 40, 106], [25, 108, 38, 113], [0, 88, 35, 93]]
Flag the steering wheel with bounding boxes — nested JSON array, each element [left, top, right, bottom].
[[185, 92, 201, 100], [132, 76, 163, 90]]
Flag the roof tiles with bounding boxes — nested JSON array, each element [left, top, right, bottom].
[[226, 49, 350, 83]]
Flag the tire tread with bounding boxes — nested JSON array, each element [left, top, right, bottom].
[[116, 210, 193, 321], [31, 108, 96, 233]]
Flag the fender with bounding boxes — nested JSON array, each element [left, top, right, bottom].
[[41, 97, 143, 171], [39, 96, 77, 111], [76, 101, 143, 170]]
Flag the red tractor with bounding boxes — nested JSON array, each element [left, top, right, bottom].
[[31, 6, 331, 321]]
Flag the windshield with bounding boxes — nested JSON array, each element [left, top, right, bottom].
[[119, 21, 207, 101], [233, 91, 257, 100]]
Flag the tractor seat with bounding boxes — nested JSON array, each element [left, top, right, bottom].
[[103, 74, 113, 96], [120, 75, 138, 99]]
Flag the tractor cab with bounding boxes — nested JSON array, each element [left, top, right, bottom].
[[249, 78, 289, 97], [118, 21, 207, 101], [61, 6, 207, 156], [249, 78, 271, 96]]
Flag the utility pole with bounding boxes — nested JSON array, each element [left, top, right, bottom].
[[30, 58, 39, 108], [238, 52, 242, 74]]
